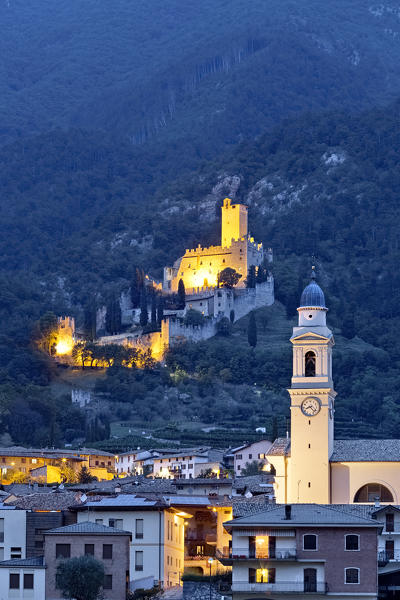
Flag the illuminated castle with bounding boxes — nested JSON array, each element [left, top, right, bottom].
[[163, 198, 263, 293]]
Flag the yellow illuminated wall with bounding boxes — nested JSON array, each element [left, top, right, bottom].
[[164, 198, 263, 293], [221, 197, 248, 248]]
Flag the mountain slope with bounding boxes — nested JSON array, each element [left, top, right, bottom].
[[3, 0, 400, 154]]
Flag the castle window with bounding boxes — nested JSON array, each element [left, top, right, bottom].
[[354, 483, 393, 503], [223, 259, 225, 263], [305, 351, 316, 377]]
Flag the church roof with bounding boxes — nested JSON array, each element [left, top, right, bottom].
[[299, 280, 326, 309], [224, 503, 381, 528], [331, 439, 400, 462], [266, 438, 291, 457]]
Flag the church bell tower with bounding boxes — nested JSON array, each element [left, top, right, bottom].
[[288, 268, 335, 503]]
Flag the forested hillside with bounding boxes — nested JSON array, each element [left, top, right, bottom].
[[2, 99, 400, 442], [3, 0, 400, 154], [2, 0, 400, 447]]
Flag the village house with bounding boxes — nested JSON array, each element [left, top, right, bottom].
[[74, 494, 187, 590], [44, 521, 130, 600], [231, 440, 273, 476], [222, 503, 381, 600]]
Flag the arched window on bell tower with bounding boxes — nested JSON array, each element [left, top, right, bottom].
[[305, 351, 316, 377]]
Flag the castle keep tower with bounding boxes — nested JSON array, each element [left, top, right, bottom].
[[288, 269, 336, 503], [221, 197, 248, 247]]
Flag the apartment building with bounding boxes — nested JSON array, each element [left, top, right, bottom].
[[0, 556, 45, 600], [222, 503, 381, 600], [0, 504, 26, 561], [0, 447, 115, 483], [231, 440, 272, 476], [152, 447, 223, 479], [74, 494, 187, 590], [166, 495, 232, 577], [44, 521, 130, 600]]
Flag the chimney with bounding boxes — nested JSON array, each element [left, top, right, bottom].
[[374, 497, 380, 509], [285, 504, 292, 520]]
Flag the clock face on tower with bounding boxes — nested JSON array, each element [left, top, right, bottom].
[[301, 397, 321, 416]]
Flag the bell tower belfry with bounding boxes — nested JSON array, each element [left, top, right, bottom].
[[288, 268, 335, 504]]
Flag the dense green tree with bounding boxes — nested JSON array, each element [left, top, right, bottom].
[[105, 297, 122, 335], [219, 268, 242, 289], [139, 289, 148, 327], [216, 317, 232, 336], [151, 295, 157, 326], [84, 299, 97, 341], [157, 297, 164, 326], [56, 555, 104, 600], [184, 309, 205, 326], [78, 466, 97, 484], [178, 279, 186, 309], [248, 312, 257, 348], [130, 267, 144, 308], [247, 265, 256, 288]]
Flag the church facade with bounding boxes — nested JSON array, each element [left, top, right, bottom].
[[163, 198, 263, 293], [268, 271, 400, 506]]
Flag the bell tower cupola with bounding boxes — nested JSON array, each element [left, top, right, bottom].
[[288, 267, 336, 504]]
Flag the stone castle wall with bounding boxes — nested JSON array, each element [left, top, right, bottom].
[[98, 279, 274, 361]]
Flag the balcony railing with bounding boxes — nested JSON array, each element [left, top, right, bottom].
[[221, 548, 297, 560], [378, 550, 400, 565], [232, 581, 328, 594]]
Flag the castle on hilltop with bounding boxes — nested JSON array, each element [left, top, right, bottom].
[[163, 198, 266, 293]]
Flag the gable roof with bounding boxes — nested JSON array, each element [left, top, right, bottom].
[[75, 494, 164, 510], [331, 439, 400, 462], [8, 491, 83, 511], [266, 438, 291, 457], [45, 521, 130, 536], [224, 504, 382, 528], [0, 556, 44, 568]]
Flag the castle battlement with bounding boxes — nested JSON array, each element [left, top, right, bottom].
[[163, 197, 264, 293]]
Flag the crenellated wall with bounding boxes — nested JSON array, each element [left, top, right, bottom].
[[97, 279, 274, 362]]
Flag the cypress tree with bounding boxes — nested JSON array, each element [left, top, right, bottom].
[[130, 267, 144, 308], [139, 289, 148, 327], [229, 309, 235, 324], [151, 294, 157, 326], [105, 296, 122, 335], [256, 265, 264, 284], [178, 279, 186, 309], [157, 297, 164, 326], [248, 311, 257, 348], [84, 298, 97, 341], [247, 265, 256, 288]]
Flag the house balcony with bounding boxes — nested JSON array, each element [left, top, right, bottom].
[[378, 551, 400, 566], [231, 581, 328, 594], [216, 548, 297, 566]]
